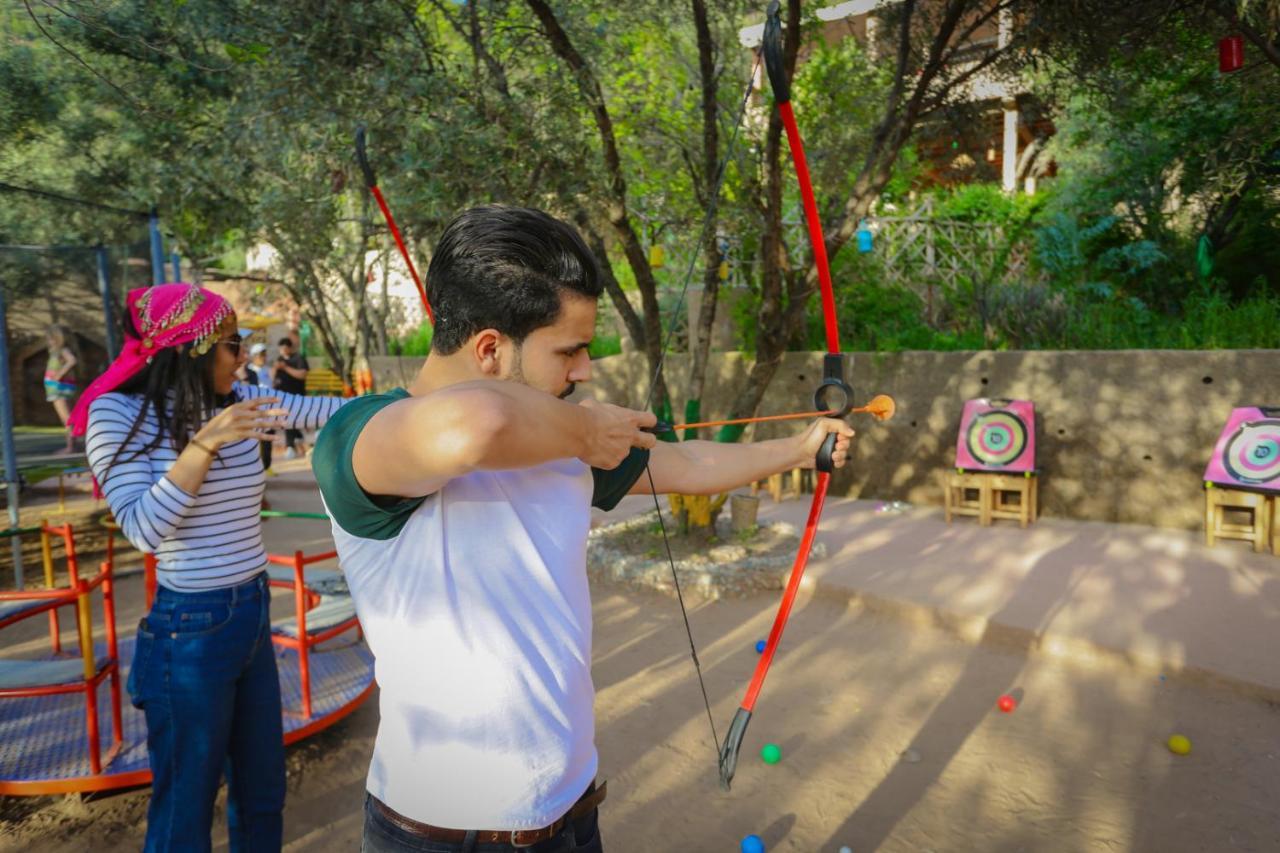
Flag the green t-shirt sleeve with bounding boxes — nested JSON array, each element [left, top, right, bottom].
[[591, 446, 650, 511], [311, 388, 425, 540]]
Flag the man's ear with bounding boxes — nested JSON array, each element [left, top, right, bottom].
[[472, 329, 505, 376]]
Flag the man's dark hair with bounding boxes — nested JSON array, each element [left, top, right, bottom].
[[426, 205, 602, 355], [278, 337, 294, 348]]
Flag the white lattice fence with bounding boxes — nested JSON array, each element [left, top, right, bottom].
[[873, 215, 1030, 291]]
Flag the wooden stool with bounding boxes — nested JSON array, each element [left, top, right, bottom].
[[944, 470, 990, 525], [751, 473, 784, 503], [1205, 487, 1270, 552], [1273, 496, 1280, 555], [987, 472, 1038, 528], [751, 468, 813, 503]]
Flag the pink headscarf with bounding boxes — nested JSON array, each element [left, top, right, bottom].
[[68, 283, 233, 436]]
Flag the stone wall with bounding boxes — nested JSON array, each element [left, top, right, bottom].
[[370, 350, 1280, 530]]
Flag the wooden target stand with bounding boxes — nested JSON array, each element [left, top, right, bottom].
[[1203, 483, 1274, 554], [944, 469, 1038, 528], [751, 467, 815, 503]]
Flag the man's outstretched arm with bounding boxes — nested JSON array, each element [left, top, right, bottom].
[[630, 418, 854, 497]]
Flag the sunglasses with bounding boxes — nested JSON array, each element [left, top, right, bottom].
[[215, 335, 244, 357]]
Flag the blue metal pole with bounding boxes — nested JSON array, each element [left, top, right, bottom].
[[149, 208, 165, 285], [170, 251, 181, 282], [96, 245, 119, 360], [0, 289, 25, 588]]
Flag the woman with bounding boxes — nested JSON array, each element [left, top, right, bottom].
[[70, 283, 348, 852], [44, 324, 78, 453]]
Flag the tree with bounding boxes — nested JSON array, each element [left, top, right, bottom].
[[719, 0, 1047, 424]]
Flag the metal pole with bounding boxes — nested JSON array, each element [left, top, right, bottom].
[[0, 289, 25, 589], [170, 251, 181, 282], [148, 208, 165, 285], [96, 246, 119, 360]]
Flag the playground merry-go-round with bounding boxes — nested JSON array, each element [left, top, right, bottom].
[[0, 512, 373, 796]]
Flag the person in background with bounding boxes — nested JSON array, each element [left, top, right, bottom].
[[44, 324, 78, 454], [273, 337, 309, 458], [231, 329, 255, 384], [72, 283, 349, 852], [245, 342, 276, 474]]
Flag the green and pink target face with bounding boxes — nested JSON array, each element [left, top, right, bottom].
[[1205, 409, 1280, 491], [1223, 420, 1280, 485], [956, 399, 1036, 472]]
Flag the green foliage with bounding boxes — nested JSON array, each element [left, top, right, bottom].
[[823, 252, 987, 351], [588, 334, 621, 359], [392, 322, 433, 357], [1037, 20, 1280, 310], [932, 183, 1043, 228], [790, 26, 893, 195], [6, 0, 1276, 374], [787, 168, 1280, 353]]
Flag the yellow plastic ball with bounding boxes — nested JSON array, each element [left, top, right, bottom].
[[1167, 734, 1191, 755]]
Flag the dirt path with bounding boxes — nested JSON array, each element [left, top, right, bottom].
[[3, 580, 1277, 852]]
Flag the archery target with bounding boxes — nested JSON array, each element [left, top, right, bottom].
[[1204, 407, 1280, 491], [955, 398, 1036, 472]]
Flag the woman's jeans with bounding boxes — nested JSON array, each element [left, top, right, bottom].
[[128, 573, 285, 853], [361, 795, 604, 853]]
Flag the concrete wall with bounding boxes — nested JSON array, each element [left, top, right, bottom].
[[371, 350, 1280, 530]]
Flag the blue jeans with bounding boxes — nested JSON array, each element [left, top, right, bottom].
[[128, 573, 285, 853], [361, 795, 604, 853]]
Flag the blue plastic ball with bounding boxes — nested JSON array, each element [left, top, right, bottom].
[[741, 834, 766, 853], [755, 640, 766, 654]]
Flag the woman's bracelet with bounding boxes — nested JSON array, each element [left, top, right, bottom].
[[189, 438, 218, 457]]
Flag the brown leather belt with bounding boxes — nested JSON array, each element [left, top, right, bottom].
[[370, 780, 607, 848]]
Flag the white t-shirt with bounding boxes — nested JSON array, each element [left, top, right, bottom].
[[312, 388, 646, 830]]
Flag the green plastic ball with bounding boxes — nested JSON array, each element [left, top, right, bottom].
[[760, 743, 781, 764]]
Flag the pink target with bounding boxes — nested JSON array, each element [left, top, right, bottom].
[[955, 398, 1036, 473], [1204, 406, 1280, 492]]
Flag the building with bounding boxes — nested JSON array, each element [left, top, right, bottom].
[[738, 0, 1055, 194]]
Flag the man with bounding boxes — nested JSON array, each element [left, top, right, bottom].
[[244, 342, 276, 474], [311, 206, 853, 852], [273, 336, 309, 457]]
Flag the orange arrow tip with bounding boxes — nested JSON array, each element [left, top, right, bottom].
[[863, 394, 895, 421]]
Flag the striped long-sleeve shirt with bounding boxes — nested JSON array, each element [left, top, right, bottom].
[[86, 383, 348, 591]]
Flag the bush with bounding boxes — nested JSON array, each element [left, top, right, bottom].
[[588, 334, 622, 359], [392, 322, 433, 356]]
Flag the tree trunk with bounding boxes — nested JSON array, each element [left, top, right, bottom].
[[719, 0, 800, 432], [525, 0, 671, 414], [685, 0, 723, 441], [576, 212, 647, 358]]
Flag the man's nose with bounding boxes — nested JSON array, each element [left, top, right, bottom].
[[568, 351, 592, 382]]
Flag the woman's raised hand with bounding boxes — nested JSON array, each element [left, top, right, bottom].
[[195, 397, 288, 449]]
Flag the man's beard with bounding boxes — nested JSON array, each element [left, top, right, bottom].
[[506, 347, 574, 399]]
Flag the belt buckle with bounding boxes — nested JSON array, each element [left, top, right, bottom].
[[509, 830, 538, 849]]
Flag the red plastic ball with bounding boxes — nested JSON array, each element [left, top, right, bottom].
[[997, 694, 1017, 713]]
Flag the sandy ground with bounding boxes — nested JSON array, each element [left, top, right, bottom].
[[2, 572, 1277, 853]]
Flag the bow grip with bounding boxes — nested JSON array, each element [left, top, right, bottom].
[[813, 353, 851, 474]]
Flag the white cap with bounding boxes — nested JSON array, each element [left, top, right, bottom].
[[249, 343, 268, 356]]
